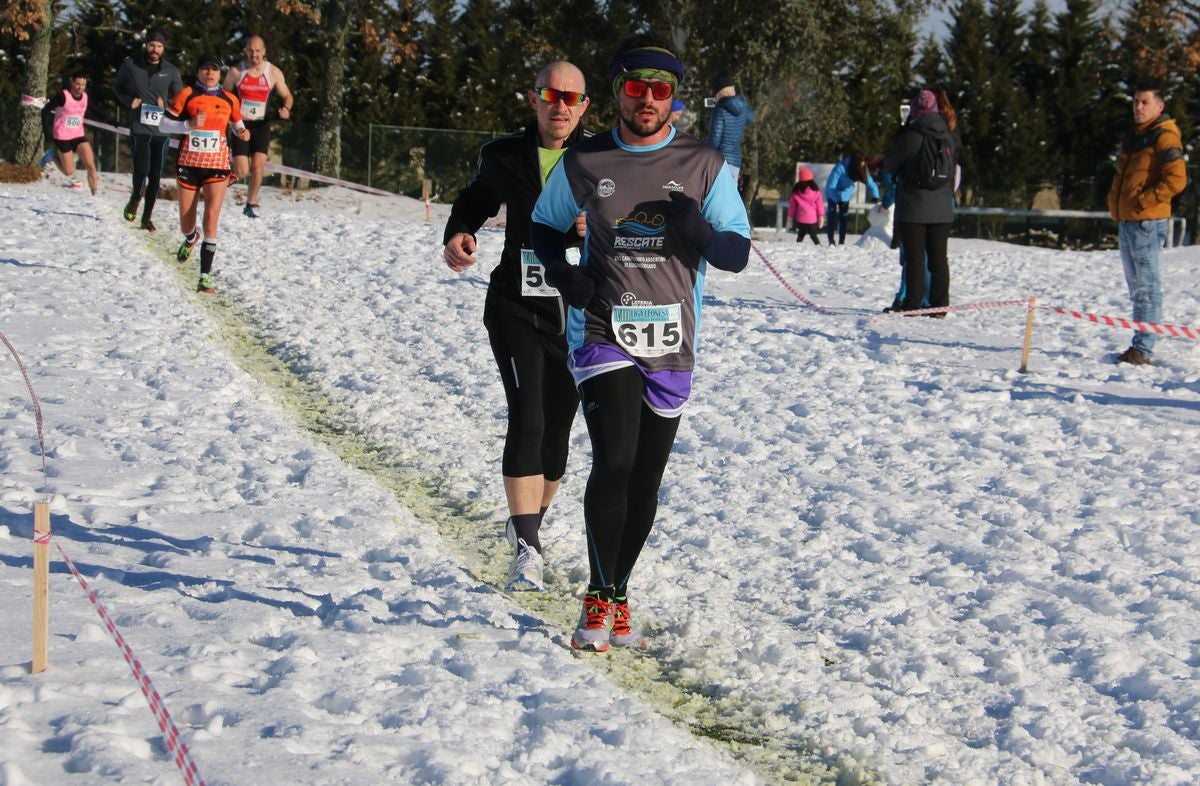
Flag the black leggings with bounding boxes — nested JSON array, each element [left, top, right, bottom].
[[129, 133, 170, 213], [484, 312, 579, 480], [895, 221, 951, 309], [579, 366, 680, 594], [795, 223, 820, 245]]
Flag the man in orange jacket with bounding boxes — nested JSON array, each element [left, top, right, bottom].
[[1106, 81, 1186, 366]]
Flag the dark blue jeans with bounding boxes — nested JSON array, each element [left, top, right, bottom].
[[826, 201, 849, 244]]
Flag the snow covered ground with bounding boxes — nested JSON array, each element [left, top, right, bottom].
[[1, 173, 1198, 785]]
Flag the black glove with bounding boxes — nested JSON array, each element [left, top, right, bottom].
[[545, 262, 603, 309], [668, 191, 714, 254]]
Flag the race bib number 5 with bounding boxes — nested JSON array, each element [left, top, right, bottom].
[[520, 248, 579, 297], [187, 129, 221, 151], [520, 249, 558, 297], [140, 104, 163, 127], [611, 303, 683, 357]]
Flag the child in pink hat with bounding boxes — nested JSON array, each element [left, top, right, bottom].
[[788, 167, 825, 244]]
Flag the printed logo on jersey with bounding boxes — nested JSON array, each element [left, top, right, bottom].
[[620, 291, 654, 307], [662, 180, 684, 192], [613, 211, 666, 251], [597, 178, 616, 198]]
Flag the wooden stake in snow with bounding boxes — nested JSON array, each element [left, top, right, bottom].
[[1019, 296, 1037, 374], [32, 500, 50, 673], [423, 178, 432, 224]]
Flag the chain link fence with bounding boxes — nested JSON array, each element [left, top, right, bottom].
[[82, 111, 499, 204]]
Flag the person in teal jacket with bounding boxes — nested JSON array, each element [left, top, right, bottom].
[[823, 152, 878, 245]]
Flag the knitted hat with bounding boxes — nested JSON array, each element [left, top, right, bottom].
[[196, 53, 224, 71], [670, 99, 685, 113], [609, 45, 685, 86], [146, 29, 167, 46], [797, 166, 814, 182], [910, 89, 937, 120], [711, 72, 734, 92]]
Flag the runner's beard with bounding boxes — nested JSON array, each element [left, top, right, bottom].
[[620, 102, 668, 138]]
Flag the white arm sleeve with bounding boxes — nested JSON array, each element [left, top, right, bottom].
[[157, 117, 191, 134]]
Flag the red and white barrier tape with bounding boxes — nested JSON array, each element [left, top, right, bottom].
[[85, 119, 178, 148], [5, 331, 205, 784], [750, 242, 826, 310], [1045, 307, 1199, 340], [1, 331, 48, 492], [55, 542, 208, 786], [753, 242, 1197, 341], [84, 119, 401, 198], [21, 94, 47, 109]]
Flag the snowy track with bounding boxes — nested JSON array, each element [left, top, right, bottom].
[[2, 178, 1200, 785]]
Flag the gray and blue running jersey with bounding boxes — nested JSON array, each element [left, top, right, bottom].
[[532, 127, 749, 380]]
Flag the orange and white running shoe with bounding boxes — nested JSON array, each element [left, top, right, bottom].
[[609, 596, 645, 649], [570, 593, 612, 652]]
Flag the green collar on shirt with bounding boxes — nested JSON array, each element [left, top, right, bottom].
[[538, 146, 567, 185]]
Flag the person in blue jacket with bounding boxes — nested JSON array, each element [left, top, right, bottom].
[[706, 71, 754, 187], [823, 151, 878, 245]]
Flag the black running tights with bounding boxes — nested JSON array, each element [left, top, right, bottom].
[[129, 133, 170, 213], [484, 313, 579, 480], [579, 366, 680, 595]]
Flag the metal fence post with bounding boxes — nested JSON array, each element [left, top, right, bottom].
[[367, 123, 373, 189]]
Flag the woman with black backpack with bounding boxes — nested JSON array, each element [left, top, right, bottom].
[[883, 88, 961, 315]]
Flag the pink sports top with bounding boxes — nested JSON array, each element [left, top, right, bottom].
[[52, 90, 87, 141]]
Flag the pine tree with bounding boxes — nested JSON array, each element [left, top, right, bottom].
[[1049, 0, 1123, 208], [975, 0, 1028, 204], [1016, 0, 1057, 202], [1119, 0, 1196, 142], [943, 0, 990, 203], [841, 2, 918, 159], [63, 0, 131, 119], [684, 0, 847, 205], [914, 33, 945, 87]]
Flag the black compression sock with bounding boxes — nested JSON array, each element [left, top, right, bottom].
[[510, 513, 541, 553], [200, 240, 217, 275], [538, 505, 549, 524]]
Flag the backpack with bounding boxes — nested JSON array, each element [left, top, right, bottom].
[[912, 126, 954, 190]]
